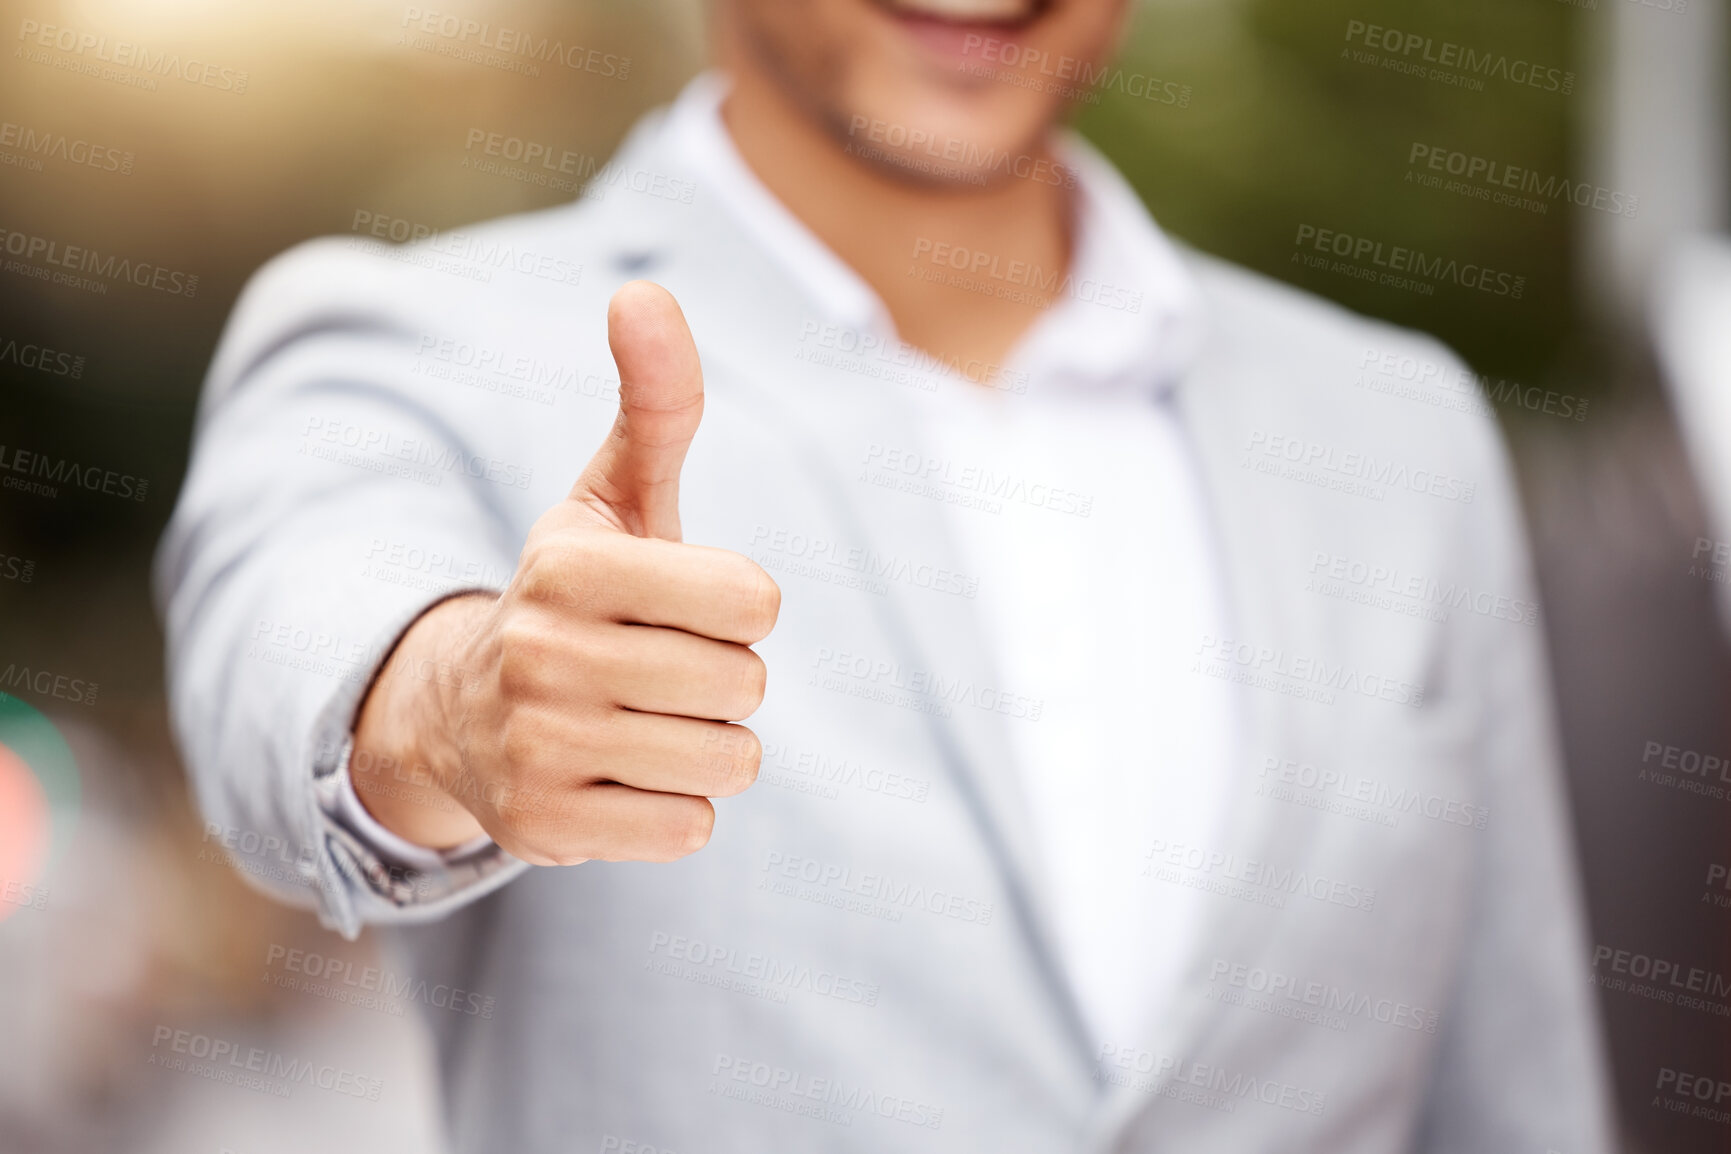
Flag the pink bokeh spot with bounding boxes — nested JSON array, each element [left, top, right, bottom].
[[0, 742, 50, 923]]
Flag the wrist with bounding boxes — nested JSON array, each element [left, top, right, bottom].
[[351, 594, 494, 850]]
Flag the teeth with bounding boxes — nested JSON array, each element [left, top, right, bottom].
[[882, 0, 1037, 22]]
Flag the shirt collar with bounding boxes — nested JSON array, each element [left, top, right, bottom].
[[658, 70, 1202, 402]]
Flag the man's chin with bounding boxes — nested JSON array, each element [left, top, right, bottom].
[[829, 111, 1058, 194], [842, 144, 998, 191]]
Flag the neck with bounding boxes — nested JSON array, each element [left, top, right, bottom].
[[719, 69, 1073, 383]]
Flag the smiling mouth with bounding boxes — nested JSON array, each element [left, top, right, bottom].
[[874, 0, 1047, 27]]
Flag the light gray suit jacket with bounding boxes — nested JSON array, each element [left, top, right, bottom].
[[157, 99, 1615, 1153]]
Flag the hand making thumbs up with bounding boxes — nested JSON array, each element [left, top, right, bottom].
[[350, 281, 781, 864]]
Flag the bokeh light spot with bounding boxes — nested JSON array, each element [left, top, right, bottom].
[[0, 742, 50, 924]]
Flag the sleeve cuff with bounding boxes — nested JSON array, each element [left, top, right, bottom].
[[313, 733, 520, 913], [328, 739, 495, 870]]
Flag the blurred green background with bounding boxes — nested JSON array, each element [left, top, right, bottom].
[[1094, 0, 1581, 384]]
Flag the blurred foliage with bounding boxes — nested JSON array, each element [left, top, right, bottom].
[[1080, 0, 1583, 385]]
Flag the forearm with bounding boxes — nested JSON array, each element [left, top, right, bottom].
[[351, 592, 496, 849]]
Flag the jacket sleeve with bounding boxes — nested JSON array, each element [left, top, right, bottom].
[[154, 238, 533, 939], [1413, 394, 1617, 1152]]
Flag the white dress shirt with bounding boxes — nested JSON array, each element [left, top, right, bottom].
[[335, 73, 1239, 1046]]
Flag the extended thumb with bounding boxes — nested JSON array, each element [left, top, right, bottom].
[[568, 280, 704, 540]]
